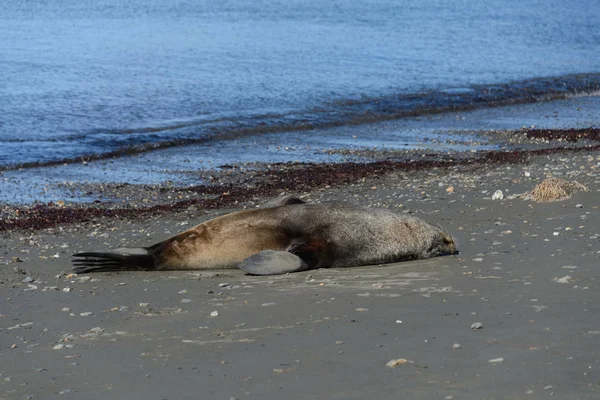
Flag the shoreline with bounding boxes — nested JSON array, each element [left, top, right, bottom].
[[1, 127, 599, 233]]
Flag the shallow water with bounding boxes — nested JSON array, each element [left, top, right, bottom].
[[2, 0, 600, 168]]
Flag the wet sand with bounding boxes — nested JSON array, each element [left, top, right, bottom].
[[1, 145, 599, 399]]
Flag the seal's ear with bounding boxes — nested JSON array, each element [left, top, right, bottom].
[[262, 195, 306, 208]]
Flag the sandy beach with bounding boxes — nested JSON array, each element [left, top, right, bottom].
[[4, 2, 600, 398], [2, 138, 599, 399]]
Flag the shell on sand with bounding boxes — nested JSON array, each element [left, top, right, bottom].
[[524, 177, 587, 202]]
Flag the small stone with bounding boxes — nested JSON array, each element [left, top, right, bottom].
[[218, 283, 230, 288], [139, 303, 149, 307], [62, 287, 72, 292], [180, 299, 192, 303], [355, 308, 369, 312], [386, 358, 409, 368], [488, 357, 504, 363], [446, 186, 454, 193], [524, 171, 531, 177], [553, 275, 572, 284], [471, 322, 483, 330], [61, 308, 71, 312], [22, 276, 34, 283], [492, 190, 504, 200], [80, 312, 94, 317], [576, 204, 583, 208], [210, 311, 219, 317], [453, 343, 462, 349], [544, 385, 553, 390], [53, 344, 65, 350]]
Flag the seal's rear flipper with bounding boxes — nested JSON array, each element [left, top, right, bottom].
[[72, 248, 155, 274], [237, 250, 309, 275]]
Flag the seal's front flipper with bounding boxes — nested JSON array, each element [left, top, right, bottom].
[[237, 250, 309, 275]]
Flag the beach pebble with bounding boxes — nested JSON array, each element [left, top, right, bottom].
[[492, 190, 504, 200], [62, 287, 72, 292], [180, 299, 192, 303], [553, 275, 573, 284], [218, 283, 230, 288], [453, 343, 462, 349], [386, 358, 409, 368], [488, 357, 504, 363], [80, 312, 94, 317], [471, 322, 483, 330], [576, 204, 583, 208], [210, 311, 219, 317], [61, 308, 71, 312], [22, 276, 34, 283]]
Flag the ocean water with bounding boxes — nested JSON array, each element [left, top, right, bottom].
[[1, 0, 600, 169]]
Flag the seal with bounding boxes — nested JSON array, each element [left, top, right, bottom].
[[72, 196, 457, 276]]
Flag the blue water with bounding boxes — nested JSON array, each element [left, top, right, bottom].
[[1, 0, 600, 168]]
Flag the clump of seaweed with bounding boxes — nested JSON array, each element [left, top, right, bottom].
[[524, 177, 588, 202]]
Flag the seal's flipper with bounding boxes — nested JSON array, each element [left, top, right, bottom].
[[262, 195, 306, 208], [72, 248, 155, 274], [237, 250, 310, 275]]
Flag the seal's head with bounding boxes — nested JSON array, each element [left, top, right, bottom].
[[425, 229, 458, 258]]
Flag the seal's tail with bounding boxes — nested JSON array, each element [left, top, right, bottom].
[[72, 247, 156, 274]]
